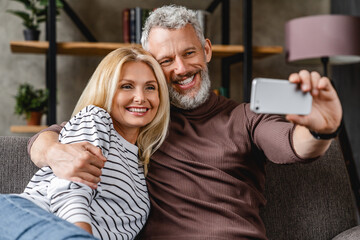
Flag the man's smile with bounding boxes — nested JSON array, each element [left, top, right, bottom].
[[173, 72, 199, 90], [177, 75, 194, 85]]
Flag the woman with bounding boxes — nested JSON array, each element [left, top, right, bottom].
[[0, 46, 169, 240]]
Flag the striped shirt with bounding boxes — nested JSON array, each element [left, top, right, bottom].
[[21, 105, 150, 240]]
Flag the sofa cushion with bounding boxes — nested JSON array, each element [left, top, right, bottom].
[[260, 139, 358, 239]]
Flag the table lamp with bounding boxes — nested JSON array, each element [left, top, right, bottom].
[[285, 14, 360, 76], [285, 14, 360, 209]]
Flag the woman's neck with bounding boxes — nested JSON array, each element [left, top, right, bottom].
[[112, 120, 139, 144]]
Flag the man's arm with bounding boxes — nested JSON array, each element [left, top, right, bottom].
[[29, 127, 106, 189], [287, 70, 342, 159], [30, 130, 61, 167]]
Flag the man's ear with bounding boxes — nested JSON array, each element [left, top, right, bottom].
[[204, 38, 212, 63]]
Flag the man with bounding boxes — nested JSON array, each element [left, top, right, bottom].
[[28, 5, 342, 239]]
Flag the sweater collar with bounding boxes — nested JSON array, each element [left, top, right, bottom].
[[170, 91, 219, 117]]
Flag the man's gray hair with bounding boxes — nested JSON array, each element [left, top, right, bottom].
[[141, 5, 206, 50]]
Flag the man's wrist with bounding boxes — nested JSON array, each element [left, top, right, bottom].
[[309, 121, 343, 140], [46, 141, 61, 167]]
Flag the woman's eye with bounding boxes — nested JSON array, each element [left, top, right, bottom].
[[121, 84, 133, 89], [146, 85, 156, 90]]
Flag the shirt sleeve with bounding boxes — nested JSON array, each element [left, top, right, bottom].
[[47, 105, 113, 224], [244, 104, 317, 164]]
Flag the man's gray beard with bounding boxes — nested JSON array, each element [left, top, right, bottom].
[[168, 68, 211, 110]]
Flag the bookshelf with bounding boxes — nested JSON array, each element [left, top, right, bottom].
[[10, 125, 48, 133], [10, 41, 282, 58]]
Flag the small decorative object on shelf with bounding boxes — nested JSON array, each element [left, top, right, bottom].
[[14, 83, 49, 125], [7, 0, 63, 41]]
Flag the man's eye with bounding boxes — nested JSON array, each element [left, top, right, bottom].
[[160, 59, 172, 65], [185, 51, 195, 56]]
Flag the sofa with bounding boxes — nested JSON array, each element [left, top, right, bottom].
[[1, 135, 360, 239]]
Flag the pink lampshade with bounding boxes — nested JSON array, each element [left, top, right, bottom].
[[285, 15, 360, 65]]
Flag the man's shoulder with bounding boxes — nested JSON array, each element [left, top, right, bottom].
[[216, 94, 249, 112]]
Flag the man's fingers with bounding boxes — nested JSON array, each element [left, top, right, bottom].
[[82, 142, 106, 162], [78, 150, 105, 170], [298, 70, 311, 92], [70, 176, 99, 189], [310, 71, 321, 96], [73, 158, 103, 179], [48, 142, 106, 190], [289, 73, 300, 83]]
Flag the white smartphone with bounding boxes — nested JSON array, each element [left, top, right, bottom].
[[250, 78, 312, 115]]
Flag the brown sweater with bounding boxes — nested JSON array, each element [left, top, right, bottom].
[[28, 93, 312, 240]]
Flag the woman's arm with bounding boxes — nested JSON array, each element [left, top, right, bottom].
[[48, 106, 111, 230]]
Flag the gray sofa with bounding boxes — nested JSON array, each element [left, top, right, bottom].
[[1, 135, 360, 239]]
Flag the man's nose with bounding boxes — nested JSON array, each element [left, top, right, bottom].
[[173, 57, 188, 75]]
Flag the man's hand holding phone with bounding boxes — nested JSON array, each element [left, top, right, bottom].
[[286, 70, 342, 135], [250, 70, 342, 135]]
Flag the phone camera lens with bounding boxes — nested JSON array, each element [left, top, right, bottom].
[[255, 106, 259, 110]]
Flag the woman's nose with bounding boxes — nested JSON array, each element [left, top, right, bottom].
[[134, 89, 145, 104]]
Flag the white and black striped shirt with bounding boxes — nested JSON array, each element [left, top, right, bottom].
[[21, 105, 150, 240]]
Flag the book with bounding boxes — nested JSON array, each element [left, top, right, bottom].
[[122, 8, 130, 43], [125, 7, 152, 44], [129, 8, 136, 43], [135, 7, 142, 44]]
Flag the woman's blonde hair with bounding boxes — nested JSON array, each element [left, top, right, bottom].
[[72, 46, 170, 174]]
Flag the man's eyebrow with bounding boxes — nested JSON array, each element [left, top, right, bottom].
[[184, 46, 197, 52]]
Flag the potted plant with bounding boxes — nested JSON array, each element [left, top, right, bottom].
[[7, 0, 63, 40], [14, 83, 49, 125]]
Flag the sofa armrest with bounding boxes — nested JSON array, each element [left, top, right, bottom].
[[333, 225, 360, 240], [0, 136, 39, 193]]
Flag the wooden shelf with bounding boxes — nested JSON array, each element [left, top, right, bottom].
[[10, 125, 48, 133], [10, 41, 282, 58]]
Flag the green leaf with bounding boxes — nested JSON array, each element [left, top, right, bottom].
[[39, 0, 63, 8], [14, 83, 49, 119], [7, 0, 62, 30], [7, 10, 31, 21], [10, 0, 32, 10], [6, 10, 36, 28]]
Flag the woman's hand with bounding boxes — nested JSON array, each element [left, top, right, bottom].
[[75, 222, 93, 234]]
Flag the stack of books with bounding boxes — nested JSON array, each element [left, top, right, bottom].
[[122, 7, 151, 44]]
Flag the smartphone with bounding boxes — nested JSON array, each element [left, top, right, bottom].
[[250, 78, 312, 115]]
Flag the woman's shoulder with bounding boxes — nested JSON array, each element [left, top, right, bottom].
[[77, 105, 109, 116], [76, 105, 110, 119], [72, 105, 113, 126]]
